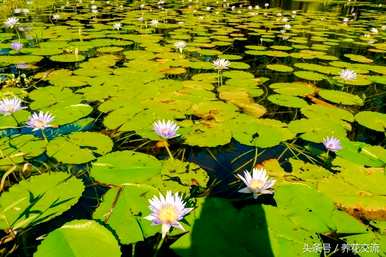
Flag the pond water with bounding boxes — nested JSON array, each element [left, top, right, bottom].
[[0, 0, 385, 257]]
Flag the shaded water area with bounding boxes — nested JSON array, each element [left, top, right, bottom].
[[0, 0, 385, 256]]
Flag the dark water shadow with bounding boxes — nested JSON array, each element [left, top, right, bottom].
[[170, 197, 275, 257]]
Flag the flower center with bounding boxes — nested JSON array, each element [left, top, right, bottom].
[[249, 179, 264, 191], [34, 120, 46, 128], [158, 205, 178, 224]]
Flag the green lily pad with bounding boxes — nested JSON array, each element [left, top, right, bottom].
[[93, 185, 159, 244], [268, 94, 308, 108], [294, 71, 325, 81], [34, 220, 121, 257], [90, 151, 162, 186], [0, 173, 84, 230], [50, 54, 86, 62], [47, 132, 113, 164], [355, 111, 386, 132], [318, 89, 364, 106], [266, 64, 294, 73]]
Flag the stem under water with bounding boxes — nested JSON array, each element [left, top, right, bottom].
[[41, 129, 49, 143], [164, 141, 174, 160], [153, 235, 165, 257]]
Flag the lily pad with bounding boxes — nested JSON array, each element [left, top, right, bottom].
[[0, 173, 84, 230], [34, 220, 121, 257]]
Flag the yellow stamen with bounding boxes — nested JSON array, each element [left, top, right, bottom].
[[249, 179, 264, 190], [159, 206, 178, 224]]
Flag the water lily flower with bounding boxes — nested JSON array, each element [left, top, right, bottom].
[[264, 3, 269, 7], [14, 8, 22, 14], [10, 42, 23, 51], [381, 25, 386, 31], [145, 191, 193, 239], [140, 4, 145, 8], [52, 14, 60, 20], [27, 111, 54, 131], [283, 24, 291, 30], [370, 27, 379, 34], [322, 136, 342, 152], [340, 69, 357, 81], [153, 120, 179, 139], [255, 5, 260, 9], [4, 17, 19, 28], [212, 58, 231, 70], [174, 40, 187, 53], [112, 22, 122, 30], [150, 19, 159, 27], [237, 168, 276, 199], [0, 97, 25, 116], [137, 16, 144, 22], [343, 17, 349, 23], [248, 5, 252, 10]]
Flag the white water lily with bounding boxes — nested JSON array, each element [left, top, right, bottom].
[[26, 111, 54, 131], [145, 191, 193, 239], [52, 14, 60, 20], [212, 58, 231, 70], [0, 97, 25, 116], [4, 17, 19, 28], [340, 69, 357, 81], [112, 22, 122, 30], [150, 19, 159, 27], [370, 27, 379, 34], [153, 120, 179, 139], [322, 136, 342, 152], [237, 168, 276, 199], [283, 24, 291, 30], [174, 40, 187, 53]]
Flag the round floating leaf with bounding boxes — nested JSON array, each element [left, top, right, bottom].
[[318, 158, 386, 221], [318, 90, 363, 106], [269, 82, 315, 96], [93, 185, 159, 244], [369, 76, 386, 85], [231, 115, 294, 148], [90, 151, 162, 186], [0, 135, 47, 167], [0, 173, 84, 230], [268, 94, 308, 108], [47, 132, 113, 164], [34, 220, 121, 257], [50, 54, 86, 62], [355, 111, 386, 132], [294, 71, 325, 81], [266, 64, 294, 73]]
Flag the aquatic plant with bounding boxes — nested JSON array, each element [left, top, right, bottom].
[[340, 69, 357, 81], [10, 41, 23, 51], [3, 16, 19, 28], [153, 120, 179, 139], [237, 168, 276, 199], [0, 97, 25, 116], [26, 111, 54, 131], [174, 40, 187, 54], [145, 191, 193, 239], [322, 136, 342, 152]]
